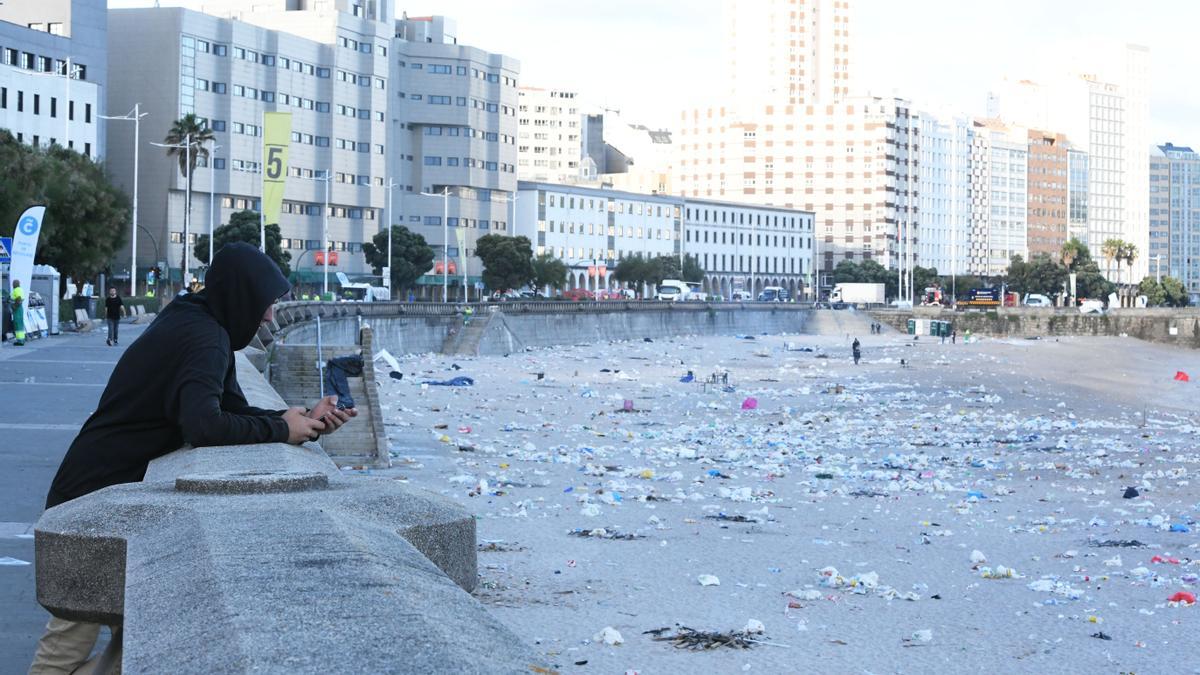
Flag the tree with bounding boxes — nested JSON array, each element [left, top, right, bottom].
[[1005, 254, 1067, 298], [1161, 276, 1190, 307], [1061, 237, 1089, 272], [530, 253, 569, 293], [912, 266, 940, 294], [613, 254, 654, 293], [475, 234, 534, 292], [1120, 242, 1138, 287], [164, 114, 215, 273], [1136, 276, 1166, 307], [362, 225, 435, 291], [1074, 257, 1114, 301], [1101, 238, 1124, 283], [0, 131, 131, 295], [194, 210, 291, 276]]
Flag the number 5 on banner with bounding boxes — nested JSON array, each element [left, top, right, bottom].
[[266, 145, 284, 180]]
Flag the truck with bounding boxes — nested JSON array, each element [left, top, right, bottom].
[[829, 283, 885, 306], [655, 279, 690, 301], [335, 272, 391, 302]]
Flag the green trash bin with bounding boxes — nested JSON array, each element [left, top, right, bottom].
[[907, 318, 916, 335]]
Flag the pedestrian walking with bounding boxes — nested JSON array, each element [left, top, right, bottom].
[[951, 329, 957, 344], [31, 244, 358, 674], [10, 279, 25, 346], [104, 287, 124, 346], [852, 337, 862, 365]]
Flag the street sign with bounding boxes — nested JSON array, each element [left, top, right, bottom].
[[0, 237, 11, 263]]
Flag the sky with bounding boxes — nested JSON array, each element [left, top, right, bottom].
[[107, 0, 1200, 144]]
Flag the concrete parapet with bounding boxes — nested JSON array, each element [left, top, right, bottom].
[[34, 353, 539, 673]]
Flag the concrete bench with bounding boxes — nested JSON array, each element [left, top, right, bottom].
[[34, 353, 542, 673]]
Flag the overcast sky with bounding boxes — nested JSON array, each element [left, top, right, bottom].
[[108, 0, 1198, 144]]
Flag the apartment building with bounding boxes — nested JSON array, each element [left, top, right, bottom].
[[0, 0, 107, 159], [968, 119, 1028, 276], [517, 86, 582, 184], [916, 111, 971, 275], [1151, 143, 1200, 299], [1025, 129, 1070, 260]]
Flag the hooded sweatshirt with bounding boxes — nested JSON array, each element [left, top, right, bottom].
[[46, 243, 292, 508]]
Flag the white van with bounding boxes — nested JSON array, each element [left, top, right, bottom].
[[1023, 293, 1051, 307]]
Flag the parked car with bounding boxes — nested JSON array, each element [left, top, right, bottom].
[[831, 301, 849, 310], [1023, 293, 1052, 307], [813, 301, 832, 309], [757, 286, 789, 302], [562, 288, 595, 301], [731, 290, 754, 301], [890, 300, 914, 309]]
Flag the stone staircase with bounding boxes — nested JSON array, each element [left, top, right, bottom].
[[441, 312, 492, 356], [267, 327, 390, 468]]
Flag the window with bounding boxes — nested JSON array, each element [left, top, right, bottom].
[[262, 54, 275, 66], [50, 97, 56, 118], [212, 82, 227, 94], [316, 67, 330, 78], [456, 66, 467, 75], [213, 44, 227, 57], [211, 119, 226, 132], [430, 64, 452, 74], [316, 102, 330, 113], [428, 95, 451, 105], [424, 156, 442, 166]]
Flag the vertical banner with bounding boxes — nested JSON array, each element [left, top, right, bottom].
[[10, 205, 46, 296], [261, 112, 292, 242], [455, 226, 467, 295]]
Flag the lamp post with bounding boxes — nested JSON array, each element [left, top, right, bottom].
[[150, 133, 192, 288], [313, 170, 333, 298], [1155, 254, 1162, 284], [383, 178, 397, 290], [207, 138, 221, 274], [100, 103, 148, 296], [420, 187, 452, 302]]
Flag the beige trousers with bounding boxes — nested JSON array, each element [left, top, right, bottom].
[[29, 616, 121, 675]]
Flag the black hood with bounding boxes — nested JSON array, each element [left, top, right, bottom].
[[198, 242, 289, 351]]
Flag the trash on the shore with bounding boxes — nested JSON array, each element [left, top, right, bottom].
[[697, 574, 721, 586], [569, 527, 645, 540], [594, 626, 624, 646], [422, 376, 474, 387], [644, 625, 757, 650]]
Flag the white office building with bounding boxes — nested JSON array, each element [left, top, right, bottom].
[[392, 14, 519, 300], [0, 0, 107, 159], [517, 180, 813, 298], [107, 2, 392, 285], [517, 86, 583, 184], [968, 119, 1028, 276], [917, 111, 971, 276]]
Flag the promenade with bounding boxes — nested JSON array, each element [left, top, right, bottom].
[[0, 325, 144, 673]]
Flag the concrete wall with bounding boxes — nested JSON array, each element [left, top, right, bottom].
[[278, 304, 811, 356], [871, 307, 1200, 349]]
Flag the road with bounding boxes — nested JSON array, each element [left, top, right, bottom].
[[0, 324, 144, 674]]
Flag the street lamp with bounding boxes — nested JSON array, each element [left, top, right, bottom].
[[206, 138, 221, 275], [383, 178, 397, 291], [420, 187, 452, 302], [99, 103, 147, 296], [1155, 254, 1162, 284], [150, 133, 193, 288], [311, 170, 333, 298]]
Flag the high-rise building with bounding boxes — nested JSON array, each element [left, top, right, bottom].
[[392, 14, 519, 299], [722, 0, 852, 113], [1025, 129, 1070, 260], [107, 2, 392, 284], [1068, 149, 1090, 244], [968, 119, 1028, 276], [0, 0, 108, 159], [517, 86, 582, 184], [988, 44, 1151, 279], [917, 111, 971, 276], [1151, 143, 1200, 299]]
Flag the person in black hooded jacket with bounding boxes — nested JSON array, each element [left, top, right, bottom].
[[31, 243, 354, 674]]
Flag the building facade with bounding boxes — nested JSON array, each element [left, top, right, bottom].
[[517, 86, 582, 184], [1151, 143, 1200, 299], [968, 119, 1028, 276], [108, 3, 391, 284], [516, 180, 813, 298], [917, 111, 971, 276], [0, 0, 107, 159], [392, 14, 519, 299], [1025, 129, 1069, 260], [1068, 149, 1090, 244]]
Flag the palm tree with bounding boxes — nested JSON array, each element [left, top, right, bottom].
[[1101, 238, 1124, 284], [164, 114, 215, 278], [1061, 237, 1088, 272], [1121, 241, 1138, 289]]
